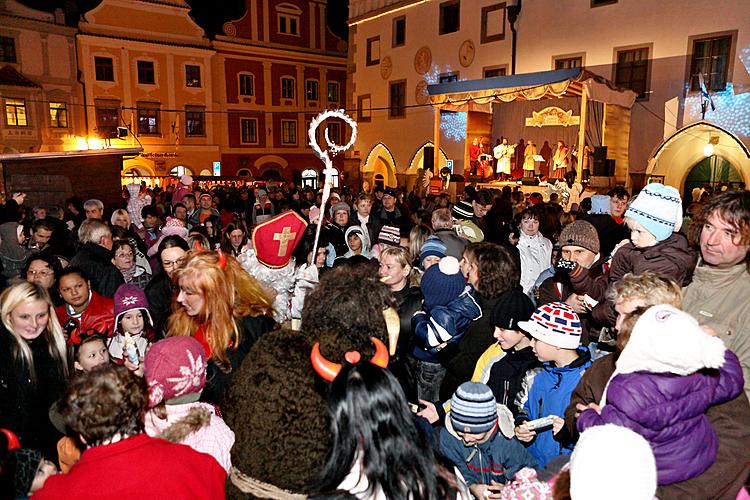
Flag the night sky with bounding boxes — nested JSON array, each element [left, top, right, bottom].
[[16, 0, 350, 40]]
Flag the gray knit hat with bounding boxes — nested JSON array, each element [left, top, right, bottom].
[[450, 382, 497, 434], [558, 220, 600, 255]]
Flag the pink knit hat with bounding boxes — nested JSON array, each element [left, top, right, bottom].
[[144, 337, 207, 407], [500, 468, 553, 500]]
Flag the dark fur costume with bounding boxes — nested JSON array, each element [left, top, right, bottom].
[[224, 265, 396, 498]]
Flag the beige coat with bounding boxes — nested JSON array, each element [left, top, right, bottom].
[[683, 261, 750, 401]]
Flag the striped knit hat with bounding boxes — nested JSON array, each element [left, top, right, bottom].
[[518, 302, 582, 349], [624, 183, 683, 241], [452, 200, 474, 220], [419, 236, 447, 269], [377, 225, 401, 247], [449, 382, 497, 434]]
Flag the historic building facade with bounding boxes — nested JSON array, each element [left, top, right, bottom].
[[213, 0, 349, 182]]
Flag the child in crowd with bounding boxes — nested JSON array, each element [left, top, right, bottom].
[[343, 225, 372, 259], [418, 236, 447, 271], [0, 448, 58, 498], [144, 337, 235, 472], [567, 183, 697, 326], [70, 330, 110, 372], [514, 302, 591, 468], [108, 284, 156, 368], [439, 382, 537, 499], [577, 305, 743, 485], [517, 208, 553, 295], [473, 291, 540, 418], [412, 256, 481, 401]]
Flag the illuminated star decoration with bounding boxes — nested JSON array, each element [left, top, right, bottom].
[[425, 65, 469, 143], [308, 109, 358, 259]]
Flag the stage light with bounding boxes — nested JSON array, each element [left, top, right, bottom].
[[703, 143, 714, 157]]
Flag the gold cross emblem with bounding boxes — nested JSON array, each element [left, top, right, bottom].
[[273, 227, 297, 256]]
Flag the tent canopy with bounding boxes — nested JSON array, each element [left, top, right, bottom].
[[428, 68, 637, 112]]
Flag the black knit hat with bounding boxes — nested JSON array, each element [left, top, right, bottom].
[[490, 291, 535, 331], [8, 448, 43, 497]]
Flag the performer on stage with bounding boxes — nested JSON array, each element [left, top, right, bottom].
[[523, 140, 537, 178], [493, 137, 516, 180], [469, 137, 481, 176], [551, 140, 568, 180]]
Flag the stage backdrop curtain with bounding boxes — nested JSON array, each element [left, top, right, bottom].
[[491, 97, 580, 151], [586, 100, 604, 149]]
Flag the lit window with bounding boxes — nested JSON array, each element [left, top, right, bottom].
[[49, 102, 68, 128], [690, 35, 732, 92], [5, 98, 27, 126], [137, 61, 155, 85], [240, 118, 258, 144], [94, 56, 114, 82], [137, 103, 160, 135], [281, 120, 297, 145], [306, 80, 319, 102], [0, 37, 16, 63], [185, 106, 205, 136], [185, 65, 201, 88], [327, 82, 340, 102], [281, 77, 295, 99], [239, 73, 254, 96]]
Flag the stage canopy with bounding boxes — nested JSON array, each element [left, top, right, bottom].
[[427, 68, 637, 112]]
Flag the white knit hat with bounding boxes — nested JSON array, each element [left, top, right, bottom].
[[570, 424, 657, 500], [615, 304, 726, 376], [624, 183, 683, 241]]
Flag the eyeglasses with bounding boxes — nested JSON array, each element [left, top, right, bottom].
[[114, 252, 134, 259], [27, 269, 54, 277], [162, 257, 186, 268]]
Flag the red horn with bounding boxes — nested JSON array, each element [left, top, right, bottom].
[[311, 342, 342, 382], [194, 240, 205, 252], [217, 249, 227, 269], [1, 428, 20, 450], [369, 337, 389, 368]]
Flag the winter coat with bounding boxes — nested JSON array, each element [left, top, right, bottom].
[[389, 285, 423, 401], [34, 434, 226, 499], [0, 331, 66, 460], [325, 222, 348, 257], [434, 228, 468, 260], [144, 402, 235, 472], [683, 261, 750, 402], [572, 233, 697, 326], [376, 206, 410, 235], [200, 315, 275, 407], [439, 293, 504, 401], [564, 352, 750, 499], [482, 346, 542, 418], [355, 213, 381, 251], [0, 221, 31, 279], [136, 225, 162, 251], [578, 350, 743, 485], [70, 242, 125, 298], [439, 417, 537, 486], [343, 225, 372, 259], [515, 347, 592, 468], [412, 286, 482, 362], [518, 232, 553, 295], [145, 272, 174, 337], [56, 291, 115, 339], [582, 213, 629, 259], [171, 183, 192, 206]]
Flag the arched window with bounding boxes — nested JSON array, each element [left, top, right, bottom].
[[301, 168, 318, 189], [170, 166, 193, 177], [276, 3, 301, 35]]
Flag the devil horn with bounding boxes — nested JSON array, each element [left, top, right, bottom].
[[369, 337, 389, 368], [311, 342, 342, 382], [194, 240, 204, 252], [217, 249, 227, 269]]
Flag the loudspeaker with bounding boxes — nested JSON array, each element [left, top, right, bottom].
[[593, 146, 608, 162], [423, 146, 435, 173], [592, 146, 607, 176]]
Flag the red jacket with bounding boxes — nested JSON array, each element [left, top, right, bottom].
[[33, 434, 226, 499], [56, 291, 115, 339]]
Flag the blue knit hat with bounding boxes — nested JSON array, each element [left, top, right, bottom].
[[624, 183, 683, 242], [419, 236, 447, 269], [450, 382, 497, 434], [420, 256, 466, 310]]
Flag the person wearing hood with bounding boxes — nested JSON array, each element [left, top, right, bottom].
[[327, 201, 351, 257], [0, 221, 31, 280], [343, 224, 371, 258]]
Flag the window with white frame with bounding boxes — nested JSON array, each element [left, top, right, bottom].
[[306, 80, 319, 102], [239, 73, 254, 96], [276, 3, 301, 35], [5, 98, 27, 126], [240, 118, 258, 144], [281, 77, 295, 99], [281, 119, 297, 145], [137, 102, 160, 135]]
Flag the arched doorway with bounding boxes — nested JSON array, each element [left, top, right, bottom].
[[363, 143, 397, 187], [261, 168, 283, 181], [683, 155, 743, 199], [169, 165, 193, 177], [647, 121, 749, 191]]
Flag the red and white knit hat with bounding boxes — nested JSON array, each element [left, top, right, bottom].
[[518, 302, 582, 349], [500, 468, 552, 500], [144, 337, 207, 407]]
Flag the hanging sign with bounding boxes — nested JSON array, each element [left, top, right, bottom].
[[525, 106, 580, 127]]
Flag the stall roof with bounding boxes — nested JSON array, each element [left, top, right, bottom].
[[428, 68, 637, 112]]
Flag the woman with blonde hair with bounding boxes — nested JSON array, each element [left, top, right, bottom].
[[0, 281, 69, 459], [169, 249, 275, 406]]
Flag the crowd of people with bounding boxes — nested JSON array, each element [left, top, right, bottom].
[[0, 175, 748, 499]]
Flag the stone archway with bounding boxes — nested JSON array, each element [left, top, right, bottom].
[[647, 121, 749, 191], [362, 143, 397, 187]]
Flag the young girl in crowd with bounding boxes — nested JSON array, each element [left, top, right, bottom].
[[577, 304, 744, 485], [144, 337, 235, 472], [70, 330, 110, 372], [517, 207, 553, 295], [108, 284, 156, 368]]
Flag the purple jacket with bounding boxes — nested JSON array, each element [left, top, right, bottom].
[[577, 350, 744, 485]]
